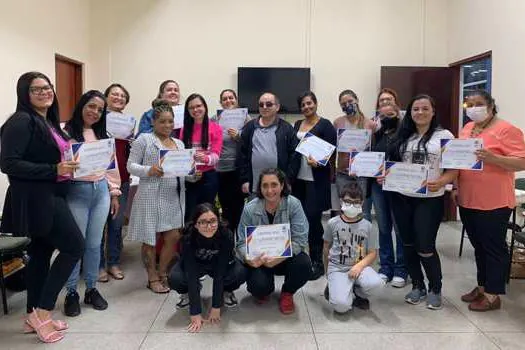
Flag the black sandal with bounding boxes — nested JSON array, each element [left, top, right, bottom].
[[147, 280, 169, 294]]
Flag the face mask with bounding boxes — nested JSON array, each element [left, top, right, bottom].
[[341, 203, 362, 218], [342, 103, 357, 116], [466, 106, 489, 122], [381, 116, 399, 130]]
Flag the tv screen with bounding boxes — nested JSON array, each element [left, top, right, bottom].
[[237, 67, 311, 114]]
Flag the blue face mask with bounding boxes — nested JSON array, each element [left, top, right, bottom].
[[342, 103, 357, 116]]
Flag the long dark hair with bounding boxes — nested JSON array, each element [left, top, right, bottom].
[[184, 203, 229, 248], [388, 94, 440, 161], [65, 90, 108, 142], [8, 71, 68, 140], [182, 93, 209, 149]]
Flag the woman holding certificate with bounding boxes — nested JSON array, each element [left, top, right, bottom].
[[1, 72, 84, 343], [99, 83, 133, 282], [237, 168, 311, 315], [455, 90, 525, 312], [292, 91, 337, 281], [181, 93, 223, 221], [169, 203, 247, 333], [137, 80, 181, 136], [387, 94, 458, 310], [333, 89, 377, 217], [211, 89, 250, 232], [62, 90, 121, 317], [128, 99, 186, 294]]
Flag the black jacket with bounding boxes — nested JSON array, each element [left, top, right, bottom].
[[238, 116, 299, 190], [293, 118, 337, 212], [0, 112, 65, 237]]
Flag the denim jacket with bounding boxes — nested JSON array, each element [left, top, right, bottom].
[[236, 195, 309, 259]]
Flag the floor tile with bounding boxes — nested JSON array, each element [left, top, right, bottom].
[[487, 332, 525, 350]]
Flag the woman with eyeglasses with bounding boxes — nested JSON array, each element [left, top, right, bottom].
[[237, 168, 311, 315], [137, 80, 181, 136], [386, 94, 458, 310], [333, 89, 377, 219], [99, 83, 133, 283], [1, 72, 83, 343], [62, 90, 121, 317], [292, 91, 337, 280], [127, 99, 186, 294], [181, 93, 223, 221], [169, 203, 247, 333], [211, 89, 251, 231], [455, 90, 525, 312]]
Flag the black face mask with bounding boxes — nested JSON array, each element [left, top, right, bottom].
[[381, 116, 399, 130], [342, 103, 357, 116]]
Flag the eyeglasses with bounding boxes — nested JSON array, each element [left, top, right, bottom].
[[196, 219, 218, 227], [258, 102, 275, 108], [110, 91, 128, 99], [29, 84, 53, 95]]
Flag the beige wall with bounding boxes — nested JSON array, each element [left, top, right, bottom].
[[0, 0, 92, 204], [447, 0, 525, 131], [91, 0, 448, 120]]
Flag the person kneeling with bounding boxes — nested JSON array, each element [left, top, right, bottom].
[[237, 168, 312, 315], [323, 183, 385, 313], [169, 203, 247, 333]]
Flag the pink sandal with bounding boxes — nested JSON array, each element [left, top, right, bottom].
[[24, 318, 68, 333], [27, 309, 64, 343]]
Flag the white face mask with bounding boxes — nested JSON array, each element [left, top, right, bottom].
[[466, 106, 489, 122], [341, 203, 362, 218]]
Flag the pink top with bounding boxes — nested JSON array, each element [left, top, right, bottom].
[[180, 121, 223, 172], [49, 127, 72, 182], [333, 116, 377, 173], [458, 120, 525, 210], [70, 129, 121, 196]]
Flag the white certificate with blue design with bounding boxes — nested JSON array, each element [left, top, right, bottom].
[[71, 138, 116, 178], [106, 112, 136, 140], [217, 108, 247, 131], [383, 162, 429, 195], [159, 149, 196, 177], [349, 151, 385, 177], [337, 128, 371, 152], [295, 132, 336, 166], [440, 139, 483, 170], [246, 224, 292, 259], [172, 105, 184, 129]]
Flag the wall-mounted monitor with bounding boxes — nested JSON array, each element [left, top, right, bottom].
[[237, 67, 311, 114]]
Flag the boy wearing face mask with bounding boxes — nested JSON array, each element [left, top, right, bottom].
[[322, 183, 385, 313]]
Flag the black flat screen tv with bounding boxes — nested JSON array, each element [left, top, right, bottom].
[[237, 67, 311, 114]]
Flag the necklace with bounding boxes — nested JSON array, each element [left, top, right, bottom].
[[470, 116, 496, 137]]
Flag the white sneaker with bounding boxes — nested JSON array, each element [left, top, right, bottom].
[[391, 276, 407, 288], [199, 275, 207, 281], [176, 293, 190, 309], [378, 273, 389, 282]]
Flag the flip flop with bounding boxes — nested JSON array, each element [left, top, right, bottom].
[[147, 280, 169, 294], [108, 266, 125, 280]]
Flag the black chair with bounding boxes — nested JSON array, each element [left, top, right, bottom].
[[0, 234, 31, 314]]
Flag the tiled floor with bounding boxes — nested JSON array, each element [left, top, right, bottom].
[[1, 221, 525, 349]]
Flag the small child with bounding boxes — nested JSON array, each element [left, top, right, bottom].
[[323, 183, 385, 313]]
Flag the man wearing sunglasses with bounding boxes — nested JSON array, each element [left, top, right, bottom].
[[238, 92, 299, 196]]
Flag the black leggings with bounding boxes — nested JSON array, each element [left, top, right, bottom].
[[245, 252, 312, 297], [459, 206, 512, 295], [390, 193, 444, 293], [26, 196, 84, 312], [217, 170, 245, 232]]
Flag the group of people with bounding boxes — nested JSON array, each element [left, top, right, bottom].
[[1, 71, 524, 342]]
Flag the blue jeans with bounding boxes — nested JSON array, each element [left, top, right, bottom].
[[100, 181, 129, 268], [370, 181, 407, 280], [66, 179, 110, 290]]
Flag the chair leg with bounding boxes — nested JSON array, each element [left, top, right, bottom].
[[459, 225, 466, 257], [507, 208, 517, 284], [0, 254, 7, 315]]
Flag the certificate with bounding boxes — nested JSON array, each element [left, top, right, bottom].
[[295, 132, 336, 166], [349, 151, 385, 177], [172, 105, 184, 129], [159, 149, 196, 177], [245, 224, 292, 258], [337, 128, 371, 152], [440, 139, 483, 170], [217, 108, 247, 131], [383, 162, 429, 195], [106, 112, 136, 140], [71, 138, 116, 178]]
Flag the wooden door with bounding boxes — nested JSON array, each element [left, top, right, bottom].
[[55, 55, 82, 122], [380, 66, 456, 221]]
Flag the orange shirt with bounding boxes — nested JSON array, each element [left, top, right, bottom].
[[458, 119, 525, 210]]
